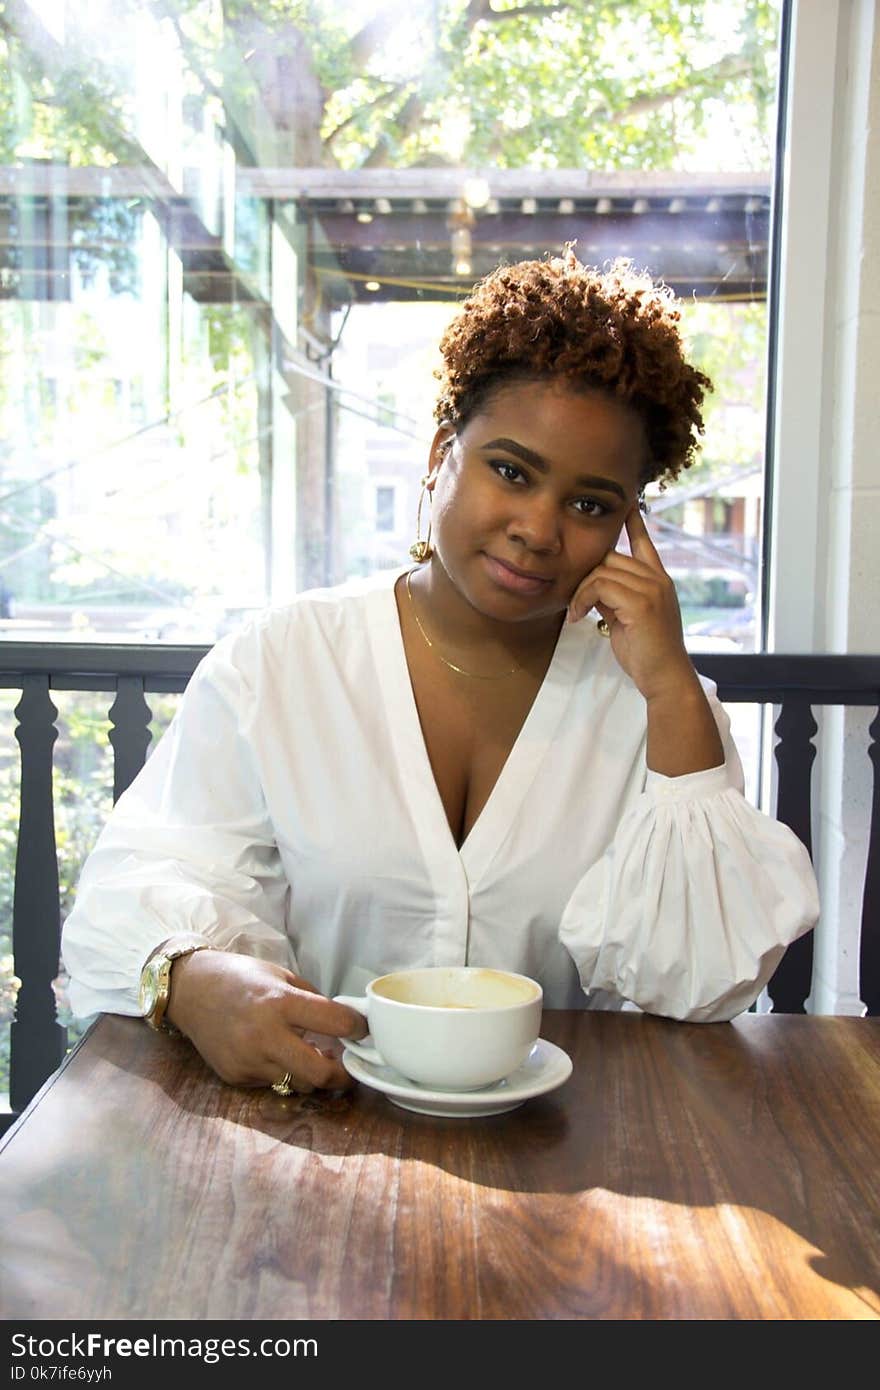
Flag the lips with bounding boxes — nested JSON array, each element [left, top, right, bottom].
[[483, 553, 555, 595]]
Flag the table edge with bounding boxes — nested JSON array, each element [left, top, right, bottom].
[[0, 1014, 102, 1154]]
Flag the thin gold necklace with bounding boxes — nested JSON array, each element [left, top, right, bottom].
[[405, 569, 521, 680]]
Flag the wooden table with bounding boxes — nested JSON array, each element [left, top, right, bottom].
[[2, 1011, 879, 1321]]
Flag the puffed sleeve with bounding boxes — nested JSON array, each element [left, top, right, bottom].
[[61, 622, 295, 1020], [557, 683, 820, 1021]]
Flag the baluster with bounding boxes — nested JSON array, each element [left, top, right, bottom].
[[767, 698, 818, 1014], [860, 708, 879, 1016], [108, 676, 152, 803], [10, 676, 66, 1113], [774, 699, 818, 854]]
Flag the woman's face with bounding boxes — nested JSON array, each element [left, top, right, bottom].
[[428, 379, 647, 625]]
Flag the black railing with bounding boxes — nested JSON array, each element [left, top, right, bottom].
[[2, 643, 879, 1134]]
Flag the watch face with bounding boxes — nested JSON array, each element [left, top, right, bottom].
[[139, 962, 159, 1017]]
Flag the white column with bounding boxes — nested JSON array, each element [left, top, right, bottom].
[[809, 0, 880, 1013], [766, 0, 842, 653], [768, 0, 879, 1013]]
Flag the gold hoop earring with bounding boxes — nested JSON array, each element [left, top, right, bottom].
[[409, 474, 434, 563]]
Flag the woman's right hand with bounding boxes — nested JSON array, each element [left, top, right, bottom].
[[165, 949, 369, 1092]]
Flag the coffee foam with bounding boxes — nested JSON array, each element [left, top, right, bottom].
[[372, 967, 539, 1009]]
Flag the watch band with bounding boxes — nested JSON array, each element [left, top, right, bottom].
[[140, 938, 212, 1033]]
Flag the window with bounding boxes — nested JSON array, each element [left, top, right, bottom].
[[0, 0, 782, 654]]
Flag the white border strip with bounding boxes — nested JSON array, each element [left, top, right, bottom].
[[767, 0, 842, 654]]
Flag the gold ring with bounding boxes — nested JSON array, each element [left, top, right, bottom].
[[597, 618, 611, 638], [271, 1071, 295, 1096]]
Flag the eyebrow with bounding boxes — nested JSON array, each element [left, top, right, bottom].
[[479, 437, 628, 501]]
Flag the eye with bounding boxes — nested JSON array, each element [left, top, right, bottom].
[[571, 496, 611, 518], [489, 460, 527, 484]]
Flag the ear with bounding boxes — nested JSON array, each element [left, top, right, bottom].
[[426, 425, 455, 486]]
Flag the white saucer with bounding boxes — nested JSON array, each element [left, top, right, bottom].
[[341, 1038, 573, 1117]]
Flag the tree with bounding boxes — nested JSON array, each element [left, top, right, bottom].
[[157, 0, 779, 173]]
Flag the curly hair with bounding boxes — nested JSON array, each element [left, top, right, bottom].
[[434, 247, 713, 487]]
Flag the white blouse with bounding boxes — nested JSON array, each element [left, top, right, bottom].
[[61, 568, 819, 1023]]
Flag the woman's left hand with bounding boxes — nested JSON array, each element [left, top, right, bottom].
[[566, 504, 696, 703]]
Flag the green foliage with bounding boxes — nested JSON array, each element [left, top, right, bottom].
[[69, 199, 141, 297], [319, 0, 781, 170], [1, 0, 781, 171], [649, 298, 769, 489], [675, 574, 747, 607], [0, 2, 147, 166]]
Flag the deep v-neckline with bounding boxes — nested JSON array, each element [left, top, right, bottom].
[[365, 571, 589, 887]]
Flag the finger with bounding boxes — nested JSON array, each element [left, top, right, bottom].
[[274, 1036, 355, 1091], [281, 986, 369, 1041], [568, 572, 655, 623], [571, 550, 662, 602], [625, 504, 664, 568], [281, 969, 321, 994], [268, 1072, 315, 1096], [304, 1034, 345, 1060], [601, 548, 661, 581], [573, 557, 658, 597]]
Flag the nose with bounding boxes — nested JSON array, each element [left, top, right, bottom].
[[506, 493, 563, 553]]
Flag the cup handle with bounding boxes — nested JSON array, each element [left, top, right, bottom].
[[332, 993, 368, 1016], [331, 994, 385, 1067]]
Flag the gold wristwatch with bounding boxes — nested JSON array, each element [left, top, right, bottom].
[[139, 938, 212, 1033]]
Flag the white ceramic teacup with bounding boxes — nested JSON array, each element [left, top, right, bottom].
[[334, 966, 543, 1091]]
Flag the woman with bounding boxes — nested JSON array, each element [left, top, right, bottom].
[[61, 249, 818, 1094]]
